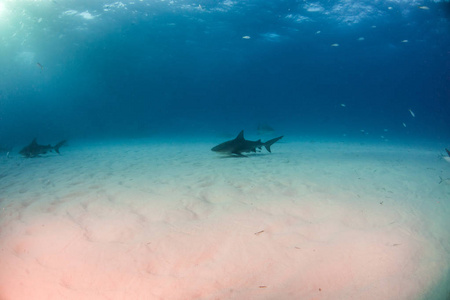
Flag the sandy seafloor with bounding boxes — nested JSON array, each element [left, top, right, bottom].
[[0, 138, 449, 300]]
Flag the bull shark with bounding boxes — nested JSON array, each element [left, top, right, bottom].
[[0, 145, 12, 153], [19, 138, 66, 158], [211, 130, 283, 157]]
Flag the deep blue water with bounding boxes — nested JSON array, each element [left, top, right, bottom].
[[0, 0, 449, 147]]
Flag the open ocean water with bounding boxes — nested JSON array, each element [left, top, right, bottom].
[[1, 1, 450, 299]]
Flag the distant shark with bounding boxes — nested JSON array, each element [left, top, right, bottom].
[[19, 138, 66, 158], [211, 130, 283, 157], [0, 145, 12, 153]]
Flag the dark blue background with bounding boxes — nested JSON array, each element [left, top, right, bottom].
[[0, 0, 449, 145]]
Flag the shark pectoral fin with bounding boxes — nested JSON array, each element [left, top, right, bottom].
[[232, 152, 247, 157]]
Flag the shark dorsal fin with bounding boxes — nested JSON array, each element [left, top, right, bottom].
[[236, 130, 244, 140], [31, 138, 38, 145]]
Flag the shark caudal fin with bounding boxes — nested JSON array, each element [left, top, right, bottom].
[[264, 136, 283, 153], [446, 148, 450, 157], [54, 140, 67, 154]]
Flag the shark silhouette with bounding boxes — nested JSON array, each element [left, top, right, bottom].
[[19, 138, 66, 158], [212, 130, 283, 157]]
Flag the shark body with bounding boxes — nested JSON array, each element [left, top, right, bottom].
[[211, 130, 283, 157], [19, 138, 66, 158]]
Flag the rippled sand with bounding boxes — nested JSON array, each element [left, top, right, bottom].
[[0, 139, 449, 299]]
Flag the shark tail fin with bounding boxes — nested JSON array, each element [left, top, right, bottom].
[[54, 140, 67, 154], [446, 148, 450, 157], [264, 136, 283, 153]]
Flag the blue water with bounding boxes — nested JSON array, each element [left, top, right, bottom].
[[0, 0, 449, 146]]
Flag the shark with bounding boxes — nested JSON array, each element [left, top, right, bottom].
[[19, 138, 66, 158], [211, 130, 283, 157], [0, 145, 13, 153]]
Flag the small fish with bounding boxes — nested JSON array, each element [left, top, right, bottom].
[[409, 109, 415, 117], [331, 43, 339, 47], [340, 103, 346, 107], [418, 6, 430, 10], [37, 62, 44, 70], [401, 40, 409, 43], [316, 31, 321, 34], [357, 37, 365, 41], [402, 122, 407, 128], [242, 36, 251, 39]]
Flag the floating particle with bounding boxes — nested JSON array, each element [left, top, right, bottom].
[[340, 103, 346, 107], [371, 25, 377, 28], [384, 129, 388, 132], [316, 30, 321, 34], [418, 6, 430, 10], [357, 37, 365, 41], [388, 6, 393, 10], [242, 36, 251, 39], [402, 123, 407, 128], [331, 43, 339, 47], [408, 109, 415, 117], [401, 40, 408, 43]]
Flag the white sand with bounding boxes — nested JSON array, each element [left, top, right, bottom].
[[0, 139, 449, 300]]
